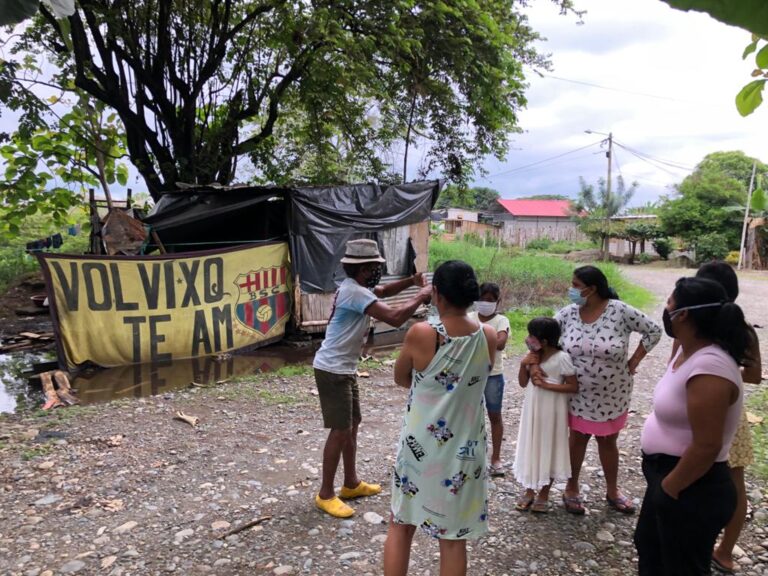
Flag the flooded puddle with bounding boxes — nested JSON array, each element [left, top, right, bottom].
[[0, 345, 317, 414]]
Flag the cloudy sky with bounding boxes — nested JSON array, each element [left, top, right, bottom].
[[468, 0, 766, 207]]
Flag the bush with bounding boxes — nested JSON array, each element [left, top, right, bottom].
[[725, 250, 740, 266], [694, 232, 730, 264], [652, 237, 673, 260], [637, 253, 653, 264], [525, 237, 551, 251]]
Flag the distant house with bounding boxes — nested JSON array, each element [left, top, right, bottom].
[[608, 214, 660, 258], [495, 199, 585, 247], [434, 208, 501, 242]]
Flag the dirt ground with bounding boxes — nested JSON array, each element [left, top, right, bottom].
[[1, 267, 767, 576], [0, 271, 54, 339]]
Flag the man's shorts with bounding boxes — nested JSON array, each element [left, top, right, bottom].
[[484, 374, 506, 413], [314, 368, 361, 429]]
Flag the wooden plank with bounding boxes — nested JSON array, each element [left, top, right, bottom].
[[53, 371, 79, 406]]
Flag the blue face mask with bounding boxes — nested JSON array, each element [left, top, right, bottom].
[[568, 287, 587, 306]]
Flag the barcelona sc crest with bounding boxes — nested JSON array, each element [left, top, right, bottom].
[[233, 266, 291, 336]]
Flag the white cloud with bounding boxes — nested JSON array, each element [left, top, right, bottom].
[[473, 0, 766, 207]]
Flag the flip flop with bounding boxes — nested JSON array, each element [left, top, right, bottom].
[[562, 494, 586, 515], [531, 499, 549, 514], [515, 494, 534, 512], [489, 464, 505, 478], [711, 557, 736, 575], [606, 494, 636, 515]]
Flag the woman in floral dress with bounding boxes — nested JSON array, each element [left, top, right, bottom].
[[383, 260, 497, 576]]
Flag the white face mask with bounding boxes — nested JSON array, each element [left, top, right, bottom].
[[475, 301, 497, 316]]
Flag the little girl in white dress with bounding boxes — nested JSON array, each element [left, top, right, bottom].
[[513, 317, 578, 513]]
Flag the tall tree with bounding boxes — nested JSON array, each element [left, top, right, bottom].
[[657, 164, 748, 249], [2, 0, 579, 200], [435, 185, 501, 211]]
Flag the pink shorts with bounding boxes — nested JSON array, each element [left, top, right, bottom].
[[569, 411, 628, 437]]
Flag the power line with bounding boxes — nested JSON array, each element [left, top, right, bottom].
[[487, 139, 604, 177], [541, 74, 692, 104], [616, 145, 687, 177], [614, 141, 695, 171]]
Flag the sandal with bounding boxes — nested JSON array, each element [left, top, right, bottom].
[[606, 494, 636, 515], [562, 494, 586, 515], [489, 464, 505, 478], [711, 557, 735, 575], [515, 493, 534, 512], [531, 499, 549, 514]]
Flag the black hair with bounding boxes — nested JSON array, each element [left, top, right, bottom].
[[527, 317, 562, 350], [696, 261, 739, 302], [433, 260, 479, 308], [573, 265, 619, 300], [672, 276, 751, 365], [479, 282, 501, 301]]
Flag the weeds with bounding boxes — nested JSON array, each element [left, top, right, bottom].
[[21, 444, 53, 461], [748, 388, 768, 481]]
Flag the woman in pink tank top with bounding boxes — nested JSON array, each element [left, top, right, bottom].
[[634, 277, 753, 576]]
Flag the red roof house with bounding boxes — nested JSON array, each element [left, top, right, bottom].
[[497, 199, 573, 218], [494, 198, 585, 246]]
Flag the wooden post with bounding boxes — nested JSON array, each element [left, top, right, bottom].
[[127, 187, 133, 209], [738, 162, 757, 270]]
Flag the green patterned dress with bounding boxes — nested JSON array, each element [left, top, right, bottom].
[[390, 317, 492, 540]]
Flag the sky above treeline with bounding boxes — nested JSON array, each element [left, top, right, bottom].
[[467, 0, 766, 207]]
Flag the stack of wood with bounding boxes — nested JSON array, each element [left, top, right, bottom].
[[41, 370, 79, 410], [0, 331, 55, 353]]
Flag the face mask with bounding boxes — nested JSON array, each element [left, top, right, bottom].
[[475, 301, 497, 316], [568, 287, 587, 306], [662, 302, 723, 338], [525, 336, 542, 352], [366, 266, 382, 290]]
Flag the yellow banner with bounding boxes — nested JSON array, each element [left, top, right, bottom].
[[37, 243, 292, 369]]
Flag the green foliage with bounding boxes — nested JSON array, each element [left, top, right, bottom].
[[3, 1, 581, 197], [694, 232, 730, 264], [520, 194, 569, 200], [659, 0, 768, 37], [572, 175, 638, 253], [435, 185, 502, 212], [652, 237, 673, 260], [725, 250, 740, 265], [657, 153, 762, 250], [617, 221, 661, 263], [545, 239, 599, 254], [747, 387, 768, 480], [637, 253, 653, 264], [525, 237, 552, 251], [0, 85, 129, 237], [736, 35, 768, 116]]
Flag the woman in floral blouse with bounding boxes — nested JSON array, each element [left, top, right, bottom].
[[555, 266, 661, 515]]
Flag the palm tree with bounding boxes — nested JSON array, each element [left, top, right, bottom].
[[572, 175, 639, 259]]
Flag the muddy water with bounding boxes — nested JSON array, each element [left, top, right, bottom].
[[0, 341, 400, 414], [0, 344, 317, 414]]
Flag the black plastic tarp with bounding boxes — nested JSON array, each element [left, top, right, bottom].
[[143, 180, 442, 293], [289, 181, 441, 292]]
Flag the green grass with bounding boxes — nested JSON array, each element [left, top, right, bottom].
[[747, 388, 768, 481], [273, 363, 313, 378], [504, 306, 556, 354], [429, 239, 655, 311], [257, 389, 303, 405]]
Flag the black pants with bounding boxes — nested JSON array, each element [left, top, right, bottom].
[[634, 453, 736, 576]]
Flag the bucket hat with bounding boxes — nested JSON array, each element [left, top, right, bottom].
[[339, 239, 386, 264]]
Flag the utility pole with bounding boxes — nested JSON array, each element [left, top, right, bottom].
[[737, 161, 757, 270], [604, 132, 613, 261]]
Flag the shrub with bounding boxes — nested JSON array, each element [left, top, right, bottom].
[[525, 237, 551, 251], [637, 253, 653, 264], [725, 251, 740, 266], [694, 232, 730, 264], [652, 237, 673, 260]]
